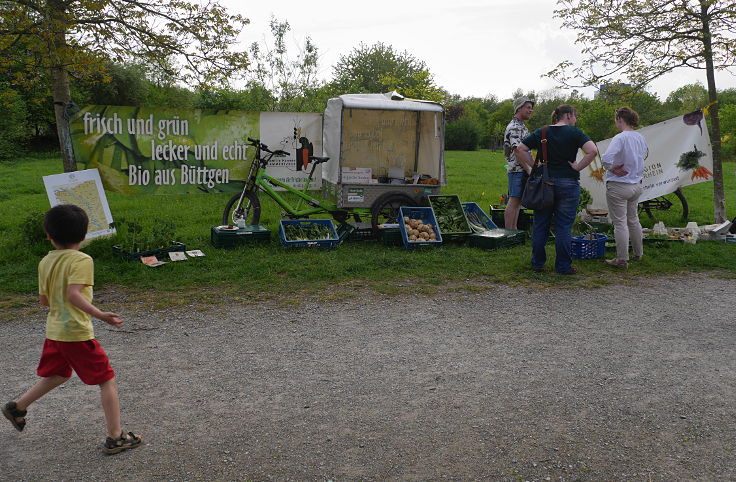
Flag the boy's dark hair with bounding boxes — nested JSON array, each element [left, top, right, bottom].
[[44, 204, 89, 247], [616, 106, 640, 128]]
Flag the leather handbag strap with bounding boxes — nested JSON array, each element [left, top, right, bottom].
[[533, 126, 548, 168], [538, 126, 551, 181], [540, 125, 548, 164]]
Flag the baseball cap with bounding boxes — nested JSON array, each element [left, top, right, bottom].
[[513, 96, 534, 113]]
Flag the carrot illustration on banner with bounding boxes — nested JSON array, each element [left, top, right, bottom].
[[677, 144, 713, 180]]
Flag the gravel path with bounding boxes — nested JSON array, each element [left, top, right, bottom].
[[1, 275, 735, 480]]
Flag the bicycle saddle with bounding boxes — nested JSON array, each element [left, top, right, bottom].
[[310, 156, 330, 164]]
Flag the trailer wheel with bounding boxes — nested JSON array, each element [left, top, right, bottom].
[[371, 192, 417, 236]]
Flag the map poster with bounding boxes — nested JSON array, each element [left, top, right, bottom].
[[43, 168, 115, 240]]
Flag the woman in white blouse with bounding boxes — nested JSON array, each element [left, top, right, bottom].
[[602, 107, 648, 269]]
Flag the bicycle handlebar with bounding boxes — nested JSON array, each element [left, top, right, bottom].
[[246, 137, 288, 156]]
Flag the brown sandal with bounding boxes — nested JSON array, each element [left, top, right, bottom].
[[104, 431, 143, 454], [3, 401, 27, 432]]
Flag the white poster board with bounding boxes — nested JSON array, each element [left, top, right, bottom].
[[580, 112, 714, 209], [43, 168, 115, 240], [259, 112, 323, 190]]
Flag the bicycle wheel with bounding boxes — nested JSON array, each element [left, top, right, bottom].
[[223, 191, 261, 226], [370, 192, 417, 235], [641, 188, 689, 220], [673, 188, 689, 220]]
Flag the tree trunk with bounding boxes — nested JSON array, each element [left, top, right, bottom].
[[701, 2, 727, 223], [51, 66, 76, 172], [48, 0, 76, 173]]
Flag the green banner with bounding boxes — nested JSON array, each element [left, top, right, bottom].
[[70, 105, 259, 194]]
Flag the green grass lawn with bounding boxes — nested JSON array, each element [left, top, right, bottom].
[[1, 150, 735, 301]]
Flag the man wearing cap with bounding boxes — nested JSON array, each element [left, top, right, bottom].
[[503, 96, 534, 229]]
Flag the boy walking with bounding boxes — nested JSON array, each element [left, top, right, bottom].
[[2, 204, 142, 454]]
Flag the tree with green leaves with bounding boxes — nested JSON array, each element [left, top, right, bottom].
[[0, 0, 249, 171], [0, 82, 29, 158], [551, 0, 736, 222], [246, 17, 322, 112], [664, 83, 710, 115], [330, 42, 445, 102]]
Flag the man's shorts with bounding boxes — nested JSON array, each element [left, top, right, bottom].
[[37, 339, 115, 385], [507, 171, 528, 198]]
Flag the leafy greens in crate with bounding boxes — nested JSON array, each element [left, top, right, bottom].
[[429, 196, 471, 234], [283, 223, 334, 241]]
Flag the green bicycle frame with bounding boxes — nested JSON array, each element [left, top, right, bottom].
[[253, 165, 371, 218]]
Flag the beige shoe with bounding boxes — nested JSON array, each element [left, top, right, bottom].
[[631, 255, 643, 261], [605, 258, 628, 269]]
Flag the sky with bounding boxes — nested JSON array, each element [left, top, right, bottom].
[[221, 0, 736, 101]]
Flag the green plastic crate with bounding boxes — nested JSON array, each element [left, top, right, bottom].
[[379, 228, 402, 246], [211, 225, 271, 249], [113, 242, 186, 261], [489, 205, 534, 231], [467, 229, 526, 250], [428, 194, 471, 241]]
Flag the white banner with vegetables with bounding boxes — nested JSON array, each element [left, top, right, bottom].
[[580, 111, 714, 210]]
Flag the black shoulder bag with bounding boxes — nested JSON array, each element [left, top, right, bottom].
[[521, 126, 554, 210]]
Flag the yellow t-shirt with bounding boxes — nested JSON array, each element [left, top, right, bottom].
[[38, 249, 95, 342]]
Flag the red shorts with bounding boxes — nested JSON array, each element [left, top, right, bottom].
[[37, 339, 115, 385]]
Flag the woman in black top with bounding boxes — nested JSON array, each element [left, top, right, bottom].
[[515, 104, 598, 275]]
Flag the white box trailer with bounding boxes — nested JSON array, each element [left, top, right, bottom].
[[322, 92, 446, 211]]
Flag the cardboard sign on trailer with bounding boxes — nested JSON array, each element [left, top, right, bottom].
[[321, 92, 446, 209]]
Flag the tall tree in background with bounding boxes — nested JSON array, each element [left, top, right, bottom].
[[551, 0, 736, 222], [331, 42, 445, 102], [665, 83, 710, 115], [0, 0, 249, 172], [246, 17, 321, 112]]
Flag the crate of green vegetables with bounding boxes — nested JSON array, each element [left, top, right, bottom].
[[427, 195, 472, 241], [278, 219, 339, 249], [467, 228, 526, 250]]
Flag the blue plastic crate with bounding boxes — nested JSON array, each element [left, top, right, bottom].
[[571, 234, 607, 259], [462, 202, 498, 232], [398, 206, 443, 249], [279, 219, 339, 249]]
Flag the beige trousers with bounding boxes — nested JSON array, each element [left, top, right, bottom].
[[606, 181, 644, 261]]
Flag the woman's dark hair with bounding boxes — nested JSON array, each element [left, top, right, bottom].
[[615, 106, 640, 127], [551, 104, 577, 123], [44, 204, 89, 247]]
